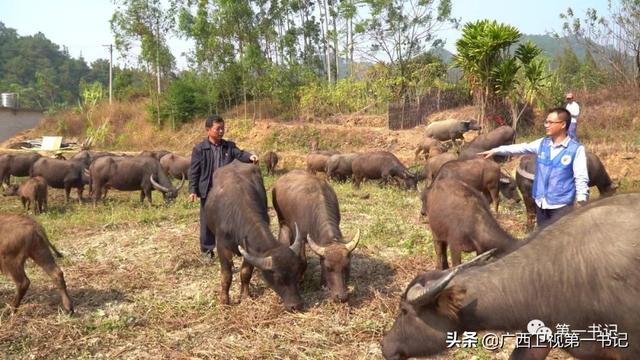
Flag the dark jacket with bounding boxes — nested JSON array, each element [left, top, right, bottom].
[[189, 138, 253, 198]]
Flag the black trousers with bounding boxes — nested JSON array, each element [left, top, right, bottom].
[[200, 197, 215, 252], [535, 203, 572, 229]]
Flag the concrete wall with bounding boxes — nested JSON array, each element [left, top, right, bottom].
[[0, 107, 44, 143]]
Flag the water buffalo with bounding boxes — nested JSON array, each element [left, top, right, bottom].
[[306, 151, 340, 175], [382, 193, 640, 360], [326, 153, 358, 182], [422, 152, 458, 185], [433, 158, 506, 213], [421, 178, 518, 269], [3, 176, 48, 214], [424, 119, 481, 142], [458, 125, 515, 161], [0, 213, 73, 314], [516, 152, 618, 230], [159, 153, 191, 180], [89, 156, 184, 205], [205, 161, 305, 311], [70, 150, 118, 169], [352, 151, 418, 190], [138, 150, 171, 161], [414, 137, 449, 161], [30, 158, 88, 204], [0, 152, 42, 185], [263, 151, 279, 176], [272, 170, 360, 302]]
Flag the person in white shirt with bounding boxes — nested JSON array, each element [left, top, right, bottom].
[[478, 107, 589, 229], [565, 92, 580, 140]]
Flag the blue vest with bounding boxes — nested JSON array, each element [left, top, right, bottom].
[[532, 137, 580, 206]]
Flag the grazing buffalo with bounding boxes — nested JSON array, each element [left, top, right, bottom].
[[458, 125, 515, 161], [414, 137, 449, 161], [382, 194, 640, 360], [326, 153, 358, 182], [30, 158, 88, 204], [272, 170, 360, 302], [306, 151, 339, 175], [89, 156, 184, 205], [3, 176, 48, 214], [263, 151, 279, 176], [433, 158, 507, 213], [159, 153, 191, 180], [351, 151, 418, 190], [0, 152, 42, 185], [424, 119, 481, 142], [138, 150, 171, 161], [421, 178, 518, 269], [205, 161, 305, 311], [70, 150, 118, 169], [0, 213, 73, 314], [516, 152, 618, 230]]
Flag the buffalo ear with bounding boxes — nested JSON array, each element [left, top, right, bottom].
[[435, 285, 466, 321]]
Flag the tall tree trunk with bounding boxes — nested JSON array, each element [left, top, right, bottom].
[[318, 0, 331, 82], [331, 0, 339, 81]]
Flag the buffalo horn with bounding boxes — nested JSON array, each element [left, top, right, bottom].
[[175, 174, 185, 191], [290, 223, 303, 256], [516, 165, 535, 181], [345, 229, 360, 253], [238, 245, 273, 271], [406, 249, 498, 304], [149, 175, 170, 193], [307, 235, 327, 257]]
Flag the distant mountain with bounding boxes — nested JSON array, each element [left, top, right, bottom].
[[519, 34, 592, 63]]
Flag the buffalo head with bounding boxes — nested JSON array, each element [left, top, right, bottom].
[[2, 183, 19, 196], [150, 174, 185, 203], [238, 224, 306, 311], [307, 229, 360, 303], [499, 171, 521, 204], [381, 250, 496, 360]]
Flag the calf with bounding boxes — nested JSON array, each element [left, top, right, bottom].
[[423, 152, 457, 185], [0, 213, 73, 313], [263, 151, 279, 176], [306, 151, 339, 175], [326, 153, 358, 182], [3, 176, 48, 214], [424, 178, 517, 269], [272, 170, 359, 302], [414, 137, 448, 161]]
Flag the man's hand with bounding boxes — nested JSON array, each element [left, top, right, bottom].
[[477, 149, 497, 159], [250, 154, 259, 164], [189, 193, 199, 202], [574, 200, 587, 209]]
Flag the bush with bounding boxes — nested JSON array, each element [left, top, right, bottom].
[[155, 72, 213, 128]]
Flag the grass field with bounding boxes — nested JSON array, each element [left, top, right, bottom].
[[0, 163, 541, 359]]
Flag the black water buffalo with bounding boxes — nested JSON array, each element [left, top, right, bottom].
[[3, 176, 48, 214], [205, 161, 305, 311], [138, 150, 171, 161], [351, 151, 417, 190], [422, 152, 458, 185], [89, 156, 184, 205], [421, 178, 518, 269], [0, 152, 42, 185], [414, 137, 449, 161], [325, 153, 358, 181], [458, 125, 515, 160], [159, 153, 191, 180], [272, 170, 360, 303], [382, 193, 640, 360], [263, 151, 279, 176], [30, 158, 88, 204], [70, 150, 118, 169], [0, 213, 73, 314], [516, 152, 618, 230], [306, 151, 339, 174], [424, 119, 481, 142]]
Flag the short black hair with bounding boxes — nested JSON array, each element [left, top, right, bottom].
[[205, 115, 224, 129], [549, 107, 571, 130]]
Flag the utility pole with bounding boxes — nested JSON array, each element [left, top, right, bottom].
[[103, 44, 113, 104]]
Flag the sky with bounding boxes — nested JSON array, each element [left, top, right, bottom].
[[0, 0, 611, 69]]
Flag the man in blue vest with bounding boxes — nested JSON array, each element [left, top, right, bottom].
[[189, 115, 258, 261], [478, 108, 589, 228]]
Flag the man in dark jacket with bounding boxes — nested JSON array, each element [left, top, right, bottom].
[[189, 115, 258, 259]]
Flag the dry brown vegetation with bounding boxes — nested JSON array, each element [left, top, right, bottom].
[[1, 89, 638, 359]]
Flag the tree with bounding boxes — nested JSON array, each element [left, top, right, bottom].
[[556, 47, 581, 89], [560, 1, 640, 88], [454, 20, 521, 130]]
